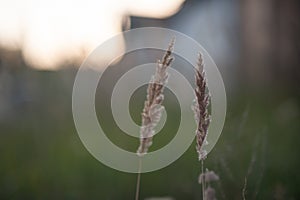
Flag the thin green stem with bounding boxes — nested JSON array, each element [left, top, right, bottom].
[[135, 158, 142, 200], [242, 176, 247, 200], [202, 159, 205, 200]]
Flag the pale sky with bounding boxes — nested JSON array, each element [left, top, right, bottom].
[[0, 0, 184, 70]]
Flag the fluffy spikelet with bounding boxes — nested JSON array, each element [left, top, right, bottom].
[[137, 39, 175, 156], [198, 169, 219, 184], [204, 186, 217, 200], [192, 53, 211, 160]]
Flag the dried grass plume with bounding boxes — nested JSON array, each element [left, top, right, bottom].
[[192, 53, 211, 160], [137, 39, 175, 156]]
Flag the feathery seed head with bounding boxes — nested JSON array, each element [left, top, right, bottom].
[[193, 52, 211, 161], [137, 39, 175, 156]]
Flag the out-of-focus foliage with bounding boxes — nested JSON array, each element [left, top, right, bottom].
[[1, 0, 300, 199]]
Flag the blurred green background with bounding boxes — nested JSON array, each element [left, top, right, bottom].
[[1, 0, 300, 199]]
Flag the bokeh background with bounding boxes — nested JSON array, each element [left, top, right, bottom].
[[1, 0, 300, 199]]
